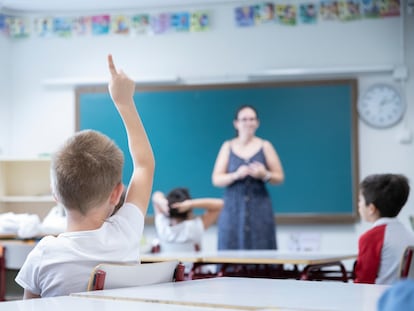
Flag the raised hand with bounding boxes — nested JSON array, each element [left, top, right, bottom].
[[107, 54, 135, 106]]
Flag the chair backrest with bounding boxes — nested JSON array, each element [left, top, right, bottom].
[[0, 246, 5, 301], [409, 215, 414, 231], [87, 260, 185, 291], [400, 246, 414, 279]]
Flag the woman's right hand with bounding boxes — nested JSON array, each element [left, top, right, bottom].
[[234, 164, 250, 181]]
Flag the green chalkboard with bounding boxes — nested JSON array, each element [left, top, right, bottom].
[[76, 80, 358, 224]]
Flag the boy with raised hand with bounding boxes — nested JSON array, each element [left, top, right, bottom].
[[355, 173, 414, 284], [16, 55, 154, 298]]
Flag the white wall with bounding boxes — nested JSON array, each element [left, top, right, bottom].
[[6, 6, 403, 157], [0, 34, 11, 156], [3, 2, 414, 255]]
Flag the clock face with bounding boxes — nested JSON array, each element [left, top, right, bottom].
[[358, 84, 405, 128]]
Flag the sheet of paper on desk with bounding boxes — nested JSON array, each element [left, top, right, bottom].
[[288, 232, 321, 252]]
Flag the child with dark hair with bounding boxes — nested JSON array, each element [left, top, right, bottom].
[[165, 188, 192, 220], [354, 173, 414, 284], [152, 188, 223, 251]]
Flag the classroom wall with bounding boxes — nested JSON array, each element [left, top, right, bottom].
[[0, 35, 11, 156], [1, 2, 414, 254]]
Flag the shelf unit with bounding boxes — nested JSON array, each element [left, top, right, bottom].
[[0, 158, 55, 220]]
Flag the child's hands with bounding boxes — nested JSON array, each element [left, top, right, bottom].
[[171, 200, 193, 213], [152, 191, 169, 216], [107, 54, 135, 106]]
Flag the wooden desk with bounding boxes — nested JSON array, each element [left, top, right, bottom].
[[0, 295, 252, 311], [199, 250, 355, 265], [0, 234, 45, 240], [0, 234, 20, 240], [72, 277, 389, 311], [0, 240, 37, 301], [202, 250, 356, 281], [0, 240, 36, 269], [142, 250, 357, 281], [142, 250, 356, 264], [141, 251, 202, 263]]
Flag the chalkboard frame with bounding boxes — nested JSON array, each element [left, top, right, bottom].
[[75, 79, 359, 224]]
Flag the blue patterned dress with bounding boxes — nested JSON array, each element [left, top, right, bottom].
[[217, 146, 277, 250]]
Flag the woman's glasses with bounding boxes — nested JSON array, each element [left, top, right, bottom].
[[237, 117, 257, 122]]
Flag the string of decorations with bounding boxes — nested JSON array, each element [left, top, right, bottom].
[[0, 0, 400, 39]]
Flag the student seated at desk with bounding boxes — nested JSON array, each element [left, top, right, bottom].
[[355, 173, 414, 285], [15, 55, 155, 298], [152, 188, 223, 251]]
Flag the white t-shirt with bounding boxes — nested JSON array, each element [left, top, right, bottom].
[[15, 203, 144, 297], [155, 214, 204, 248]]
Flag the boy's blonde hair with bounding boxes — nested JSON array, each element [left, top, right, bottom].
[[51, 130, 124, 215]]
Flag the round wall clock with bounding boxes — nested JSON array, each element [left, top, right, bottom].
[[358, 84, 405, 128]]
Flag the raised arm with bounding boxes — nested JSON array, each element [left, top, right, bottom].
[[151, 191, 169, 216], [107, 54, 155, 215]]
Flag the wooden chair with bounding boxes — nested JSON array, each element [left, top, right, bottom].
[[300, 261, 349, 282], [87, 260, 185, 291], [150, 240, 200, 253], [0, 241, 36, 301], [400, 246, 414, 279], [0, 246, 6, 301], [150, 241, 212, 280]]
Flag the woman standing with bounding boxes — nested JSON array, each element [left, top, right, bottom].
[[212, 105, 284, 250]]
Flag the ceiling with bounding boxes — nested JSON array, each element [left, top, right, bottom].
[[0, 0, 239, 14]]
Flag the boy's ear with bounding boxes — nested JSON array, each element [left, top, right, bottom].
[[110, 183, 124, 206], [52, 192, 59, 203], [367, 203, 378, 215], [50, 184, 59, 203]]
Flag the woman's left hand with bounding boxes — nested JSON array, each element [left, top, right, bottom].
[[248, 161, 267, 179]]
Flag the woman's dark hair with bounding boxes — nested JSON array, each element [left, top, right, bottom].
[[233, 105, 259, 136], [233, 105, 259, 121], [166, 187, 191, 220]]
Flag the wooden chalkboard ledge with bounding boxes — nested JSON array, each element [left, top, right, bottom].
[[143, 214, 358, 226], [275, 214, 358, 224]]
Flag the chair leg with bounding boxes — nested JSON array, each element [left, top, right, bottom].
[[174, 263, 185, 282], [401, 249, 413, 278], [0, 246, 6, 301]]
